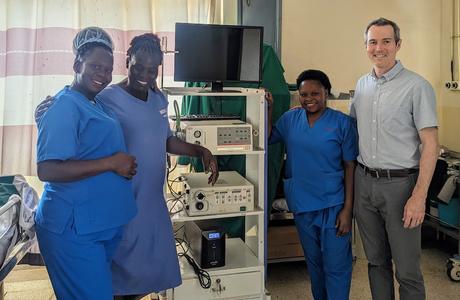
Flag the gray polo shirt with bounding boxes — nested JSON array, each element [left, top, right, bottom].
[[350, 61, 437, 169]]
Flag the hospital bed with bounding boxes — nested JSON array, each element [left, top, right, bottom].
[[0, 175, 39, 299]]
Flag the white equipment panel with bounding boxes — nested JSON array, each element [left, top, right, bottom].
[[181, 120, 253, 152], [183, 171, 254, 216]]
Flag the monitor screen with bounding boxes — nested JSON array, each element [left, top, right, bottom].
[[174, 23, 263, 87]]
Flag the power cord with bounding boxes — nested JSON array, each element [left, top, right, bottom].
[[166, 161, 186, 216], [173, 100, 185, 140], [178, 252, 211, 289], [175, 228, 211, 289]]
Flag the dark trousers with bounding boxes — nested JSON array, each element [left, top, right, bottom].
[[354, 166, 425, 300]]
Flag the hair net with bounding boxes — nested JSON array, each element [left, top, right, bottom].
[[72, 27, 113, 55]]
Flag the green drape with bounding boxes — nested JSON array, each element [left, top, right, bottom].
[[0, 176, 19, 206]]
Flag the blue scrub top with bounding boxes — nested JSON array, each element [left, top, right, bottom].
[[270, 107, 358, 213], [36, 86, 137, 235]]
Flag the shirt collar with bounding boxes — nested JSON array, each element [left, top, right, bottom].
[[370, 60, 404, 82]]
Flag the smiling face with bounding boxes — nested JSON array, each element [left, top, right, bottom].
[[366, 25, 401, 76], [126, 50, 162, 94], [73, 46, 113, 100], [298, 80, 328, 115]]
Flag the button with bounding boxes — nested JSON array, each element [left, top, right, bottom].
[[195, 202, 204, 210]]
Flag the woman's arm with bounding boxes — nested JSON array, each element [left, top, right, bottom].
[[266, 91, 274, 138], [37, 152, 137, 182], [336, 160, 356, 236], [166, 136, 219, 185]]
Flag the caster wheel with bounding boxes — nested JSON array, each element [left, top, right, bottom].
[[447, 261, 460, 282]]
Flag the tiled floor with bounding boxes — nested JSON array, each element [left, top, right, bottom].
[[266, 247, 459, 300], [3, 234, 460, 299]]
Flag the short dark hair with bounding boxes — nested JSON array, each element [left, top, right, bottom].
[[296, 69, 332, 94], [365, 17, 401, 43], [126, 33, 163, 68]]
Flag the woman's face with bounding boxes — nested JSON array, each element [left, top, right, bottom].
[[298, 80, 328, 114], [127, 50, 162, 93], [74, 47, 113, 98]]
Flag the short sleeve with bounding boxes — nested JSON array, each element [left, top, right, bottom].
[[412, 80, 438, 130], [341, 117, 358, 162], [166, 125, 173, 138], [37, 99, 80, 162], [159, 91, 173, 138]]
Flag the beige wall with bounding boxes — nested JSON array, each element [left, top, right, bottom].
[[281, 0, 441, 91], [439, 0, 460, 151], [214, 0, 238, 25], [281, 0, 460, 151]]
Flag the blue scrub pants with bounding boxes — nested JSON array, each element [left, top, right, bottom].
[[294, 205, 352, 300], [36, 221, 123, 300]]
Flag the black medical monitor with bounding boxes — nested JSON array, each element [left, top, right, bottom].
[[174, 23, 263, 92]]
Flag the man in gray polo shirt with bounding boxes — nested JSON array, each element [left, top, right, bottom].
[[350, 17, 438, 300]]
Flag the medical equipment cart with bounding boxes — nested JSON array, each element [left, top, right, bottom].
[[163, 87, 269, 299]]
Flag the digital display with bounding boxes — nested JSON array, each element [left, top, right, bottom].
[[208, 232, 221, 239], [175, 23, 263, 84]]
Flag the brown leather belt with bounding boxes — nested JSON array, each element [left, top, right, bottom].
[[358, 162, 418, 178]]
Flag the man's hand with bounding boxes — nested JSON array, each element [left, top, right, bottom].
[[402, 127, 438, 229], [336, 207, 352, 236], [402, 192, 426, 228], [201, 148, 219, 185]]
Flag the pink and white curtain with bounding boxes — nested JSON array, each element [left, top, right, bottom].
[[0, 0, 217, 176]]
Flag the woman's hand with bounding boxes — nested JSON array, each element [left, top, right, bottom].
[[35, 95, 55, 123], [265, 90, 273, 110], [201, 148, 219, 185], [335, 207, 352, 236], [265, 90, 274, 138], [108, 152, 137, 179], [166, 136, 218, 185]]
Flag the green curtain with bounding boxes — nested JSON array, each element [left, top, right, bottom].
[[178, 44, 290, 238]]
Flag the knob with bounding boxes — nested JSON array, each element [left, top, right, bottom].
[[196, 192, 205, 200], [195, 202, 204, 210], [453, 82, 459, 89], [446, 82, 452, 89], [193, 130, 201, 138]]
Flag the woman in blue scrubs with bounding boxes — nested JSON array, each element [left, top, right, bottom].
[[97, 34, 218, 300], [35, 32, 219, 300], [35, 27, 138, 299], [267, 70, 358, 300]]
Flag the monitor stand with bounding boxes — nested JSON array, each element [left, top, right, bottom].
[[198, 82, 242, 93]]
